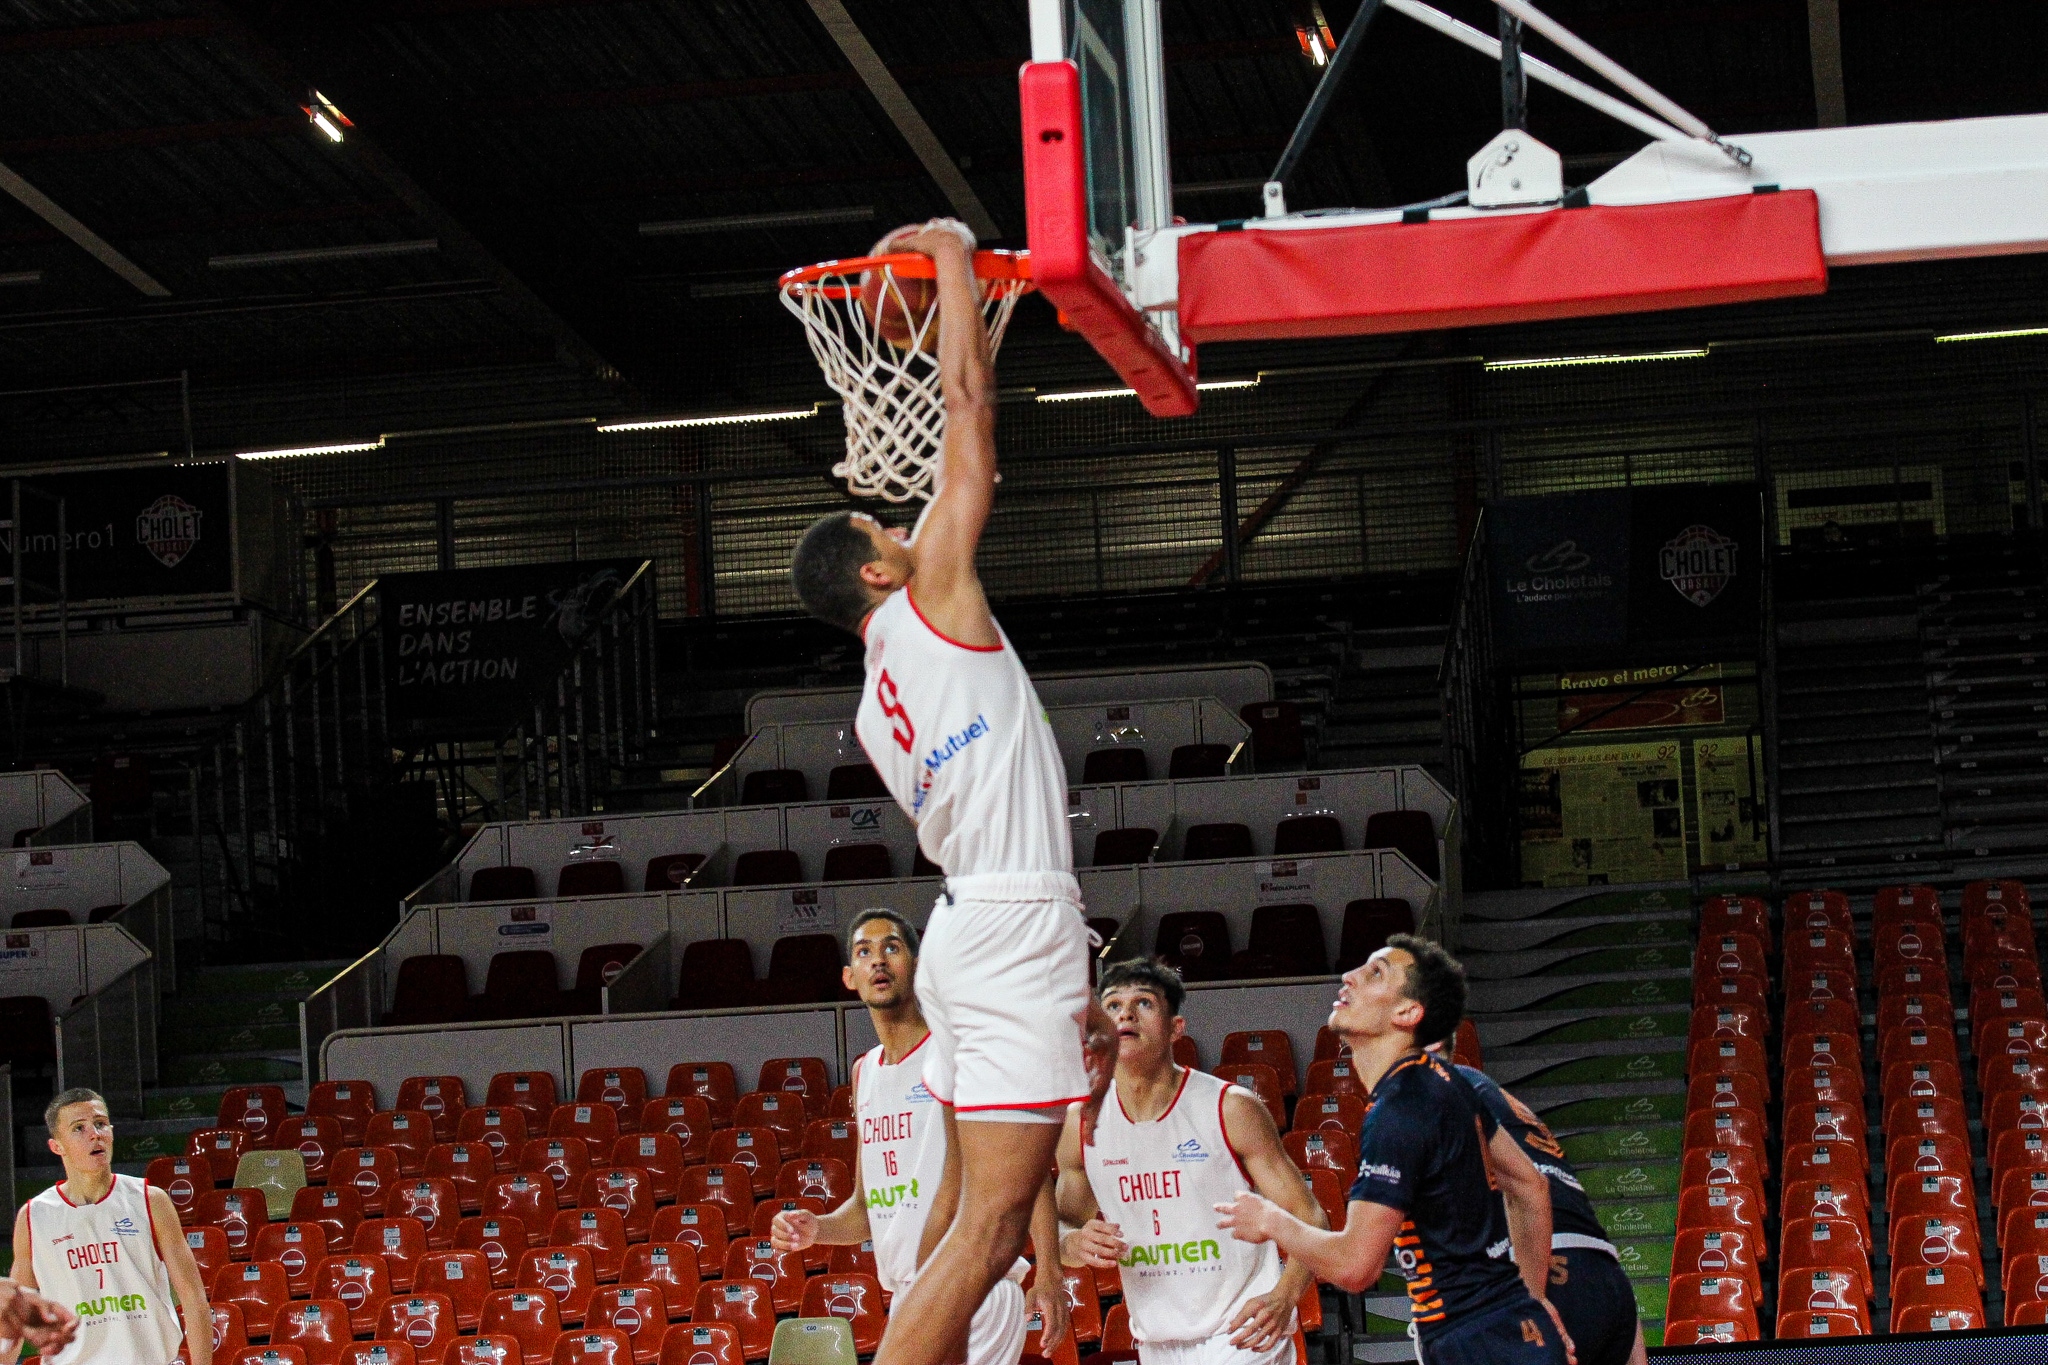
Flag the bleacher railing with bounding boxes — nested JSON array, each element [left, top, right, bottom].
[[299, 940, 390, 1089], [502, 559, 659, 821], [56, 954, 156, 1119], [600, 932, 674, 1015], [1440, 507, 1512, 895]]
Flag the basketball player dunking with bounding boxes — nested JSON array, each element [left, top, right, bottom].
[[790, 218, 1115, 1365], [9, 1089, 204, 1365]]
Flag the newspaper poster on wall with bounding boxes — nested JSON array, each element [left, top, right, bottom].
[[1519, 741, 1688, 887], [778, 886, 841, 937], [1693, 735, 1768, 869]]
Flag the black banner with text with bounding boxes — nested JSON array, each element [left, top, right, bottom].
[[379, 560, 641, 727]]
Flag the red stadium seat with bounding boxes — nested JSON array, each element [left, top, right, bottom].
[[194, 1187, 272, 1261], [480, 1289, 564, 1365], [415, 1251, 493, 1333], [620, 1245, 698, 1322], [730, 1093, 806, 1148], [553, 1329, 632, 1365], [1774, 1309, 1867, 1339], [366, 1111, 437, 1177], [1882, 1058, 1966, 1104], [354, 1216, 430, 1291], [190, 1128, 252, 1185], [1782, 1102, 1867, 1165], [331, 1147, 402, 1217], [1782, 1063, 1863, 1114], [487, 1072, 561, 1129], [306, 1082, 378, 1146], [800, 1118, 857, 1167], [218, 1086, 292, 1149], [1674, 1187, 1764, 1248], [426, 1142, 494, 1214], [552, 1104, 623, 1150], [484, 1174, 558, 1244], [1302, 1058, 1364, 1100], [1695, 971, 1766, 1010], [1703, 894, 1772, 948], [578, 1068, 650, 1134], [456, 1216, 529, 1287], [1213, 1063, 1286, 1128], [521, 1138, 594, 1209], [309, 1253, 391, 1336], [1783, 889, 1848, 936], [270, 1299, 352, 1365], [337, 1344, 416, 1365], [390, 1179, 461, 1249], [1681, 1109, 1767, 1171], [1783, 928, 1854, 976], [1686, 1072, 1767, 1116], [251, 1221, 330, 1297], [553, 1206, 631, 1282], [151, 1155, 217, 1221], [1677, 1148, 1764, 1199], [1889, 1213, 1984, 1291], [395, 1077, 469, 1142], [1689, 1002, 1766, 1046], [1686, 1035, 1766, 1080], [213, 1260, 289, 1340], [1783, 1140, 1864, 1185], [643, 1096, 717, 1162], [693, 1279, 776, 1361], [1665, 1273, 1758, 1338], [1219, 1031, 1299, 1095], [1783, 1179, 1871, 1241], [659, 1324, 744, 1365], [185, 1225, 232, 1285], [587, 1284, 670, 1363], [378, 1293, 460, 1362], [1884, 1094, 1970, 1142], [722, 1237, 806, 1313], [1779, 1217, 1872, 1297], [449, 1339, 528, 1365], [676, 1166, 753, 1236], [520, 1244, 600, 1324], [291, 1186, 366, 1252], [613, 1131, 688, 1204], [1669, 1228, 1761, 1294], [1888, 1264, 1984, 1331], [1775, 1266, 1870, 1329], [798, 1272, 886, 1354], [650, 1205, 730, 1280], [707, 1128, 782, 1197], [457, 1107, 532, 1173], [774, 1158, 851, 1207]]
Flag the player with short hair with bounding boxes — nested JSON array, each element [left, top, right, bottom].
[[1056, 958, 1326, 1365], [788, 220, 1113, 1365], [9, 1088, 203, 1365], [771, 911, 1070, 1363], [1452, 1066, 1644, 1365], [1215, 936, 1574, 1365]]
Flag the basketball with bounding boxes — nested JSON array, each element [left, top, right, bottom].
[[859, 225, 939, 352]]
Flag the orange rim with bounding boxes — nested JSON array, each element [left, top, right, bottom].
[[779, 249, 1032, 297]]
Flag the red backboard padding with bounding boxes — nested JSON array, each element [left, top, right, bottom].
[[1177, 191, 1827, 343]]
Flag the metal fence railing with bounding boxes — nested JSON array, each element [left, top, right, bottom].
[[298, 943, 387, 1090], [56, 958, 157, 1119]]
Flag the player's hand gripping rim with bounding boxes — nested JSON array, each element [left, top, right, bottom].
[[1226, 1285, 1299, 1353], [1078, 998, 1117, 1147]]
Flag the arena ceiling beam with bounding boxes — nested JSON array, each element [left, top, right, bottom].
[[0, 160, 169, 296]]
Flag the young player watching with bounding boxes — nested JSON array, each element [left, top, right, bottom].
[[1056, 959, 1326, 1365], [1215, 936, 1574, 1365], [9, 1088, 205, 1365], [1453, 1066, 1645, 1365], [788, 220, 1114, 1365], [770, 911, 1070, 1363]]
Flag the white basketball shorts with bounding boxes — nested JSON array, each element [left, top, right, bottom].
[[1139, 1327, 1299, 1365], [890, 1271, 1028, 1365], [916, 872, 1092, 1121]]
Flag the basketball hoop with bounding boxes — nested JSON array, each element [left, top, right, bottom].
[[780, 249, 1031, 503]]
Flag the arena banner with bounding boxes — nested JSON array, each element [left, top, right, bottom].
[[380, 559, 642, 727], [1487, 489, 1632, 654], [1489, 483, 1761, 660], [10, 463, 235, 601]]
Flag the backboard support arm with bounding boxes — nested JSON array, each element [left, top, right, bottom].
[[1264, 0, 1388, 218], [1499, 11, 1527, 131]]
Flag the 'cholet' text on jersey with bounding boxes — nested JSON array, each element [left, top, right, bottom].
[[854, 589, 1070, 878], [855, 1036, 946, 1294], [1082, 1069, 1282, 1345]]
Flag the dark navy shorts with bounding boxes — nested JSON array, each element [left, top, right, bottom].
[[1418, 1294, 1573, 1365], [1547, 1246, 1640, 1365]]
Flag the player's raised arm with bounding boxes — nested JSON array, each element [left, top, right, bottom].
[[898, 219, 999, 647], [1219, 1088, 1327, 1350]]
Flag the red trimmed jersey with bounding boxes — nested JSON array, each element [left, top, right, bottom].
[[1350, 1052, 1527, 1337], [855, 587, 1070, 878]]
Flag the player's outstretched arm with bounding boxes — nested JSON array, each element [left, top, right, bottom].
[[772, 1189, 872, 1253], [3, 1204, 80, 1361], [1219, 1090, 1327, 1351], [1486, 1126, 1555, 1303], [153, 1183, 213, 1365], [1216, 1192, 1401, 1294], [899, 220, 999, 649], [1054, 1105, 1124, 1267]]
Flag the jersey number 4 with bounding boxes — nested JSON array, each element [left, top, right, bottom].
[[877, 670, 916, 753]]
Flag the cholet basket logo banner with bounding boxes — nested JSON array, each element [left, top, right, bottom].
[[1659, 523, 1737, 608]]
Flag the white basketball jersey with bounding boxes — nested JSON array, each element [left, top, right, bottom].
[[855, 589, 1070, 878], [1083, 1070, 1282, 1345], [27, 1176, 182, 1365], [856, 1037, 947, 1294]]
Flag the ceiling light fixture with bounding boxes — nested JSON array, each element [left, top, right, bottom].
[[597, 407, 817, 432], [640, 207, 877, 237], [209, 239, 440, 269], [1484, 347, 1709, 371], [237, 438, 385, 460], [1037, 377, 1261, 402], [302, 90, 354, 144], [1935, 326, 2048, 343]]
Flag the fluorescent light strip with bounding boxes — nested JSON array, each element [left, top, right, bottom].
[[1935, 326, 2048, 343], [0, 270, 41, 287], [1484, 348, 1709, 371], [640, 207, 875, 237], [211, 240, 441, 269], [598, 407, 816, 432], [237, 439, 385, 460], [310, 112, 345, 143], [1038, 378, 1260, 402]]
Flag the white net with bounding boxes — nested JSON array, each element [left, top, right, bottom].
[[781, 252, 1029, 503]]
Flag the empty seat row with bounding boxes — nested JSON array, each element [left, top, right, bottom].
[[1091, 810, 1437, 878], [389, 948, 646, 1025]]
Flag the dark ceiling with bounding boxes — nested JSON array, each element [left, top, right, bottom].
[[0, 0, 2044, 441]]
